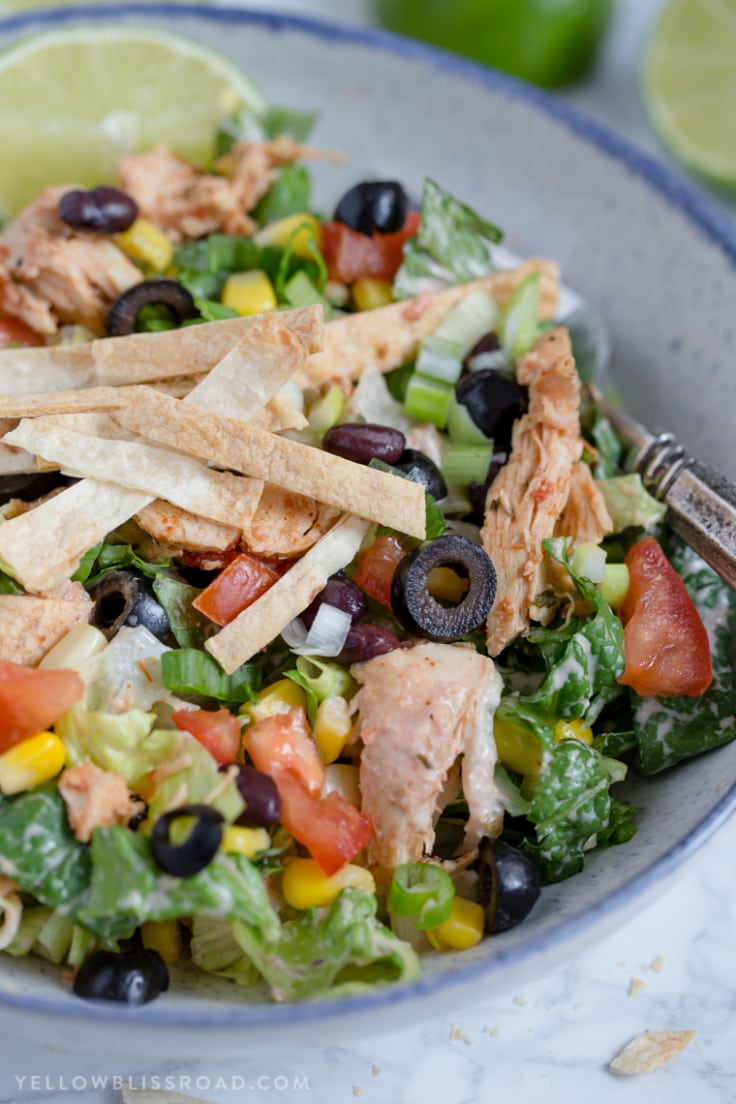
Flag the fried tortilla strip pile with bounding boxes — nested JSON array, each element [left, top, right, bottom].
[[115, 387, 426, 540], [0, 586, 92, 665], [482, 327, 584, 656]]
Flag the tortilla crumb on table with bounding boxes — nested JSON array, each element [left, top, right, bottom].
[[608, 1030, 696, 1075]]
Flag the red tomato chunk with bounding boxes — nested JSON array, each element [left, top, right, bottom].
[[192, 552, 281, 626], [0, 662, 84, 753], [172, 707, 241, 765]]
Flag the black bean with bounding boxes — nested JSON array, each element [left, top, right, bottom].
[[150, 804, 224, 878], [334, 181, 409, 235], [392, 448, 448, 501], [455, 369, 528, 451], [323, 423, 406, 466], [391, 535, 496, 642], [302, 571, 368, 629], [226, 764, 282, 828], [463, 330, 501, 370], [73, 949, 168, 1005], [339, 623, 400, 664], [59, 186, 138, 234]]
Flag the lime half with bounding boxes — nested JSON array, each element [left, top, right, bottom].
[[0, 25, 268, 217], [642, 0, 736, 188]]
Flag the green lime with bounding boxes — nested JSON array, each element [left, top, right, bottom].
[[0, 25, 267, 217], [642, 0, 736, 188], [373, 0, 612, 88]]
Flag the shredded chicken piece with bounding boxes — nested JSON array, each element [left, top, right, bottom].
[[0, 187, 141, 336], [135, 500, 240, 553], [482, 327, 583, 656], [557, 460, 613, 546], [118, 138, 341, 242], [240, 486, 339, 558], [58, 763, 139, 843], [0, 255, 56, 335], [352, 642, 504, 871]]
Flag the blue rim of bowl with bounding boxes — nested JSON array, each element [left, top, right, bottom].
[[0, 3, 734, 1029]]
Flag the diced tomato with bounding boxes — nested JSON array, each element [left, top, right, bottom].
[[243, 708, 371, 873], [0, 662, 84, 753], [192, 552, 281, 626], [0, 317, 43, 349], [617, 536, 713, 697], [245, 707, 324, 797], [172, 707, 241, 765], [322, 209, 421, 285], [275, 773, 372, 876], [353, 534, 405, 610]]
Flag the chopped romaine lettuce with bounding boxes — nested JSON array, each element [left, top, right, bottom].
[[151, 577, 213, 650], [144, 730, 244, 824], [87, 626, 176, 714], [254, 163, 311, 225], [190, 915, 260, 987], [56, 704, 178, 791], [394, 178, 502, 298], [161, 647, 259, 704], [596, 474, 667, 532], [0, 786, 90, 909], [232, 888, 420, 1001], [85, 543, 172, 585], [631, 543, 736, 773]]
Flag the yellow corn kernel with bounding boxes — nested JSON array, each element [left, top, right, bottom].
[[0, 733, 65, 794], [282, 858, 375, 911], [240, 678, 307, 723], [221, 825, 271, 859], [554, 718, 594, 746], [313, 696, 352, 764], [426, 897, 485, 952], [0, 731, 66, 795], [222, 269, 277, 316], [141, 919, 182, 965], [428, 566, 469, 604], [116, 218, 173, 272], [254, 214, 323, 258], [352, 278, 393, 311], [493, 717, 544, 777]]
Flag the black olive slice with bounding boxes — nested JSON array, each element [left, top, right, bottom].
[[390, 534, 496, 642], [477, 836, 541, 934], [455, 369, 528, 451], [72, 949, 169, 1005], [392, 448, 448, 501], [150, 804, 224, 877], [106, 279, 197, 337], [87, 569, 174, 644], [334, 180, 409, 235]]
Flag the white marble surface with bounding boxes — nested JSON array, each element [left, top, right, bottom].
[[1, 0, 735, 1100]]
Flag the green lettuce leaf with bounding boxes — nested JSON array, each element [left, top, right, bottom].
[[394, 178, 502, 298], [631, 543, 736, 773], [151, 577, 213, 650], [596, 474, 667, 532], [254, 163, 311, 224], [74, 828, 279, 942], [190, 915, 260, 987], [85, 543, 173, 585], [0, 786, 90, 909], [589, 409, 623, 478], [56, 704, 178, 792], [232, 888, 420, 1001], [161, 647, 259, 704]]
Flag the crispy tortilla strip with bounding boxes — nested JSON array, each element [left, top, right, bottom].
[[117, 388, 426, 539], [186, 311, 319, 421], [4, 419, 263, 532], [207, 514, 369, 672], [609, 1031, 695, 1076], [302, 260, 559, 387], [135, 501, 240, 553], [0, 480, 151, 590], [0, 442, 38, 475], [249, 391, 307, 433], [0, 304, 322, 394], [0, 590, 92, 666], [0, 309, 319, 590], [482, 327, 583, 656]]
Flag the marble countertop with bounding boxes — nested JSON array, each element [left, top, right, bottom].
[[0, 1, 734, 1101]]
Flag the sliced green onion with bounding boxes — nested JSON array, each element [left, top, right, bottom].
[[571, 541, 607, 584], [389, 862, 455, 931], [161, 648, 259, 704], [446, 392, 492, 446], [442, 443, 495, 486], [433, 288, 499, 348], [307, 384, 344, 436], [404, 373, 453, 427], [294, 656, 353, 703], [206, 233, 259, 275], [599, 563, 630, 610], [36, 911, 74, 965], [501, 271, 540, 359], [67, 926, 97, 969], [415, 335, 465, 385]]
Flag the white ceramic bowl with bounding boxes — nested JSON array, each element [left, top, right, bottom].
[[0, 2, 735, 1057]]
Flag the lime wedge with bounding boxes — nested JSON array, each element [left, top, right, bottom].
[[642, 0, 736, 188], [0, 25, 268, 217]]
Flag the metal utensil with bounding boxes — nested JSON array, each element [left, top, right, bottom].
[[593, 394, 736, 590]]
